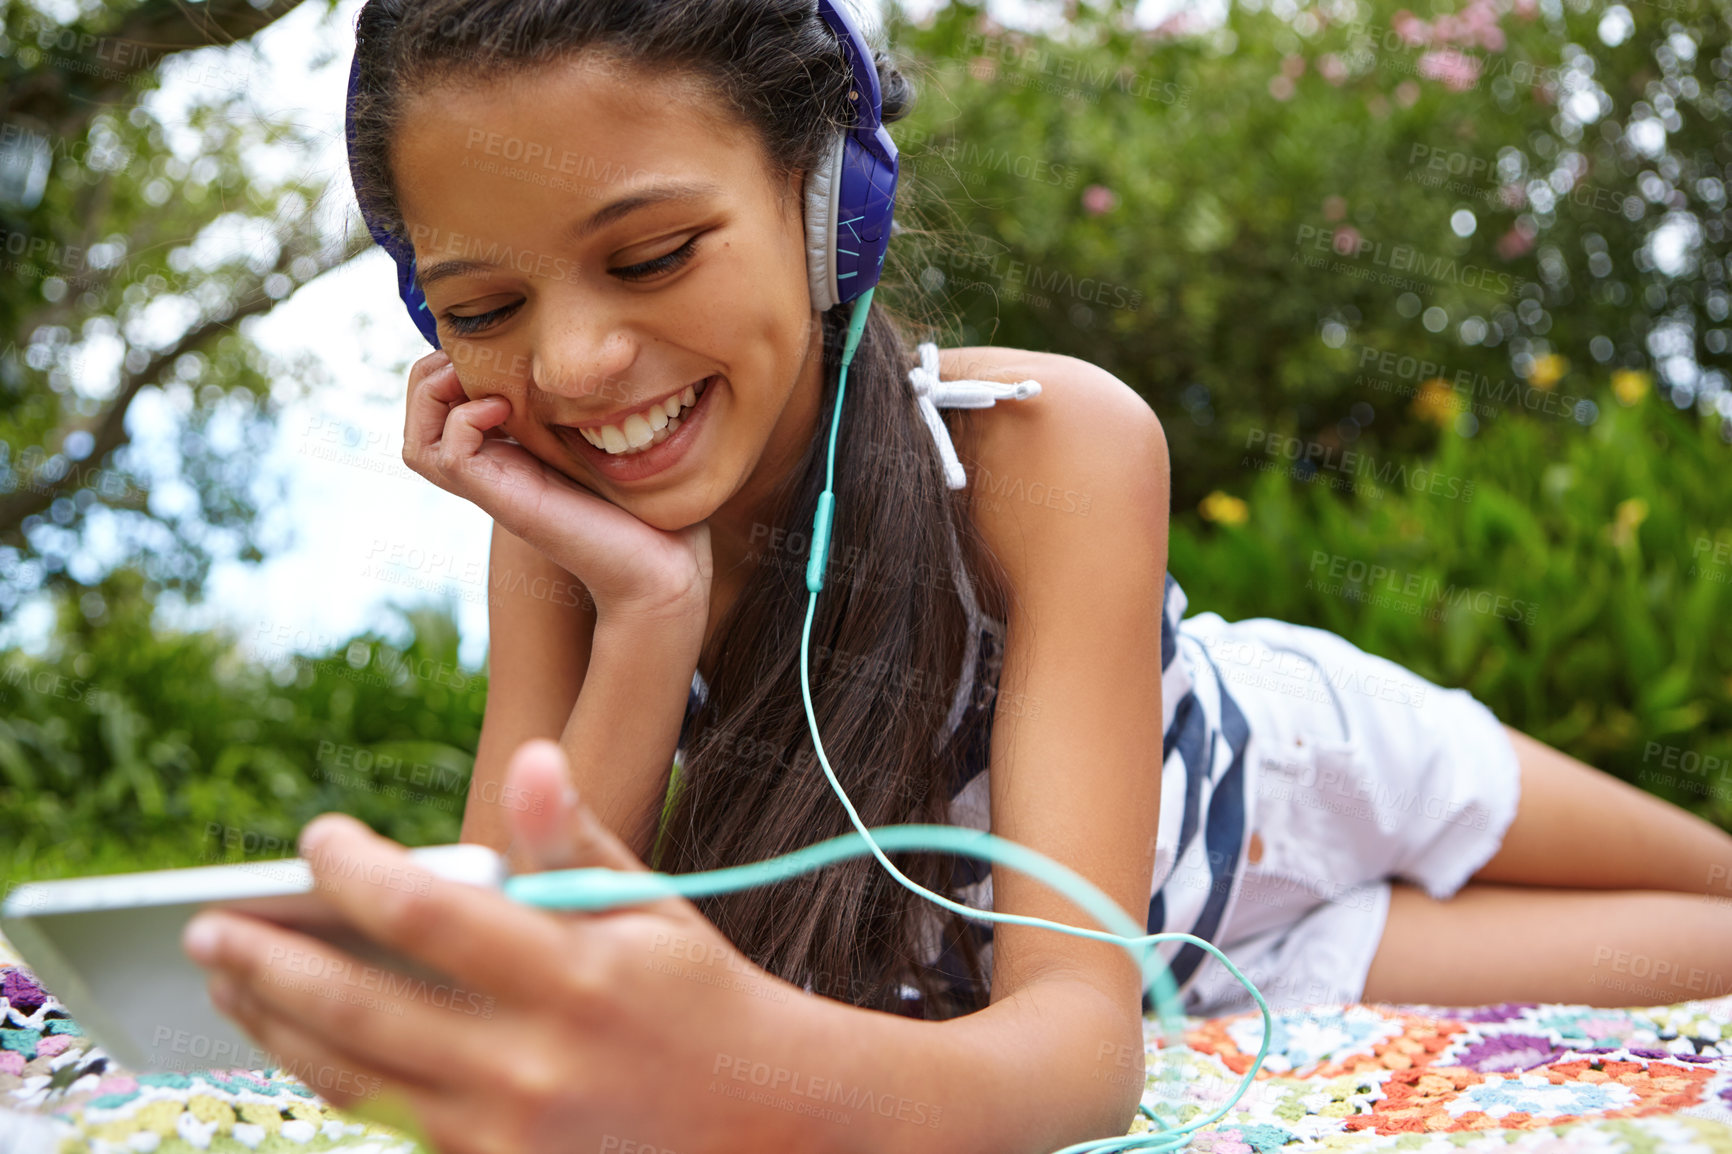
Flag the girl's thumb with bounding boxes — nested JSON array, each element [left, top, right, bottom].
[[502, 739, 650, 874]]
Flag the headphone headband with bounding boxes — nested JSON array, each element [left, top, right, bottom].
[[345, 45, 441, 347], [810, 0, 899, 310]]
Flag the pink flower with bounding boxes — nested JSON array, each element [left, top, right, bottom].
[[1496, 225, 1535, 260], [1281, 53, 1307, 79], [1192, 1130, 1253, 1154], [1151, 10, 1206, 38], [1318, 53, 1349, 84], [1391, 10, 1431, 46], [1269, 74, 1296, 101], [1082, 185, 1119, 216], [1323, 195, 1348, 221], [1332, 225, 1362, 256], [1418, 49, 1482, 91]]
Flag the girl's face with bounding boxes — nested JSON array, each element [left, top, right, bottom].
[[391, 55, 824, 532]]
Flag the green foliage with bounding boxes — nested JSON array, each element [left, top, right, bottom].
[[884, 0, 1732, 510], [0, 0, 365, 616], [1169, 374, 1732, 828], [0, 569, 486, 886]]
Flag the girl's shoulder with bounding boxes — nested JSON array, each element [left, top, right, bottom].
[[929, 343, 1162, 490], [926, 344, 1168, 618]]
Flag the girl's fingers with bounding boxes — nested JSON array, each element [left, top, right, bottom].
[[505, 741, 709, 929], [389, 1086, 520, 1154], [188, 911, 513, 1093], [434, 395, 511, 464], [403, 355, 461, 454], [294, 814, 596, 996], [208, 973, 412, 1110], [404, 355, 507, 453]]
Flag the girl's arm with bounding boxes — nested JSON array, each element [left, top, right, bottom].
[[450, 353, 1170, 1152], [192, 381, 1165, 1153], [462, 520, 704, 862], [757, 353, 1172, 1153]]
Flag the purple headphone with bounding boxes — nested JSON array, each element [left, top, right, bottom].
[[344, 0, 899, 350]]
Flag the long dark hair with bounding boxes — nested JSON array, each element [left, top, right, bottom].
[[348, 0, 1012, 1019]]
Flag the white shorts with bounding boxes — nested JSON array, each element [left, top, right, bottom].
[[1172, 612, 1523, 1019]]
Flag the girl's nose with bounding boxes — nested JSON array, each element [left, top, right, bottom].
[[530, 323, 640, 405]]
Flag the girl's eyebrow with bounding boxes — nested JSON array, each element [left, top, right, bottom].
[[412, 179, 724, 293], [570, 179, 723, 242]]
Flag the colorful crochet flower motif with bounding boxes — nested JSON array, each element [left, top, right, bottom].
[[1194, 1009, 1465, 1078], [1382, 1000, 1536, 1023], [1345, 1057, 1715, 1134], [1534, 1008, 1639, 1047], [1451, 1033, 1561, 1074], [76, 1086, 356, 1149], [1182, 1122, 1295, 1153], [2, 968, 46, 1018]]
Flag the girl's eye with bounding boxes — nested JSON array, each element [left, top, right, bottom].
[[439, 234, 702, 334], [443, 301, 521, 336], [612, 234, 701, 282]]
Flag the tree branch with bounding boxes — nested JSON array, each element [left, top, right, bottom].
[[0, 224, 374, 538], [5, 0, 315, 143]]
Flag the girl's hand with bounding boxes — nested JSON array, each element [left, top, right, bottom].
[[402, 349, 712, 619], [183, 739, 808, 1153]]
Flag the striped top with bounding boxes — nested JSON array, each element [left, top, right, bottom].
[[675, 343, 1255, 1015], [908, 567, 1255, 1016]]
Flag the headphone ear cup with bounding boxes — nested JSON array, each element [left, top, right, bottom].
[[804, 134, 846, 313]]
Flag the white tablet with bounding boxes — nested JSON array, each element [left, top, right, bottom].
[[1, 844, 507, 1072]]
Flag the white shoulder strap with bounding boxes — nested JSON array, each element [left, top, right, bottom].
[[907, 342, 1042, 491], [906, 343, 1037, 749]]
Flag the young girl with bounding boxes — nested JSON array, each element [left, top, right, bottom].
[[188, 0, 1732, 1150]]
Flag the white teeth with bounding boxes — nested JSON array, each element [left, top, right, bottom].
[[574, 379, 709, 456], [622, 412, 655, 449]]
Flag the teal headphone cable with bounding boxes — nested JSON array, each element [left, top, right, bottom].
[[502, 291, 1275, 1151]]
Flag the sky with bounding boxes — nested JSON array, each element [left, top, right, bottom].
[[0, 0, 1202, 672]]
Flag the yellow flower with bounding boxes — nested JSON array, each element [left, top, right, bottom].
[[133, 1101, 186, 1138], [1199, 490, 1248, 526], [236, 1103, 284, 1133], [1411, 377, 1465, 428], [1613, 369, 1652, 405], [186, 1096, 235, 1133], [1610, 497, 1649, 548], [1526, 353, 1567, 389]]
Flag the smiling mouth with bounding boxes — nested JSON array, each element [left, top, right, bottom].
[[561, 377, 713, 456]]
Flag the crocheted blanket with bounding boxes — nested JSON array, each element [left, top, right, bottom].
[[6, 927, 1732, 1153]]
